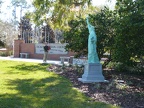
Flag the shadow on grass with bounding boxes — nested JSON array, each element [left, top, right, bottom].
[[0, 77, 116, 108], [5, 63, 50, 74], [0, 94, 33, 108]]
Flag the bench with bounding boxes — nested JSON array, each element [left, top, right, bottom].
[[60, 56, 70, 64], [20, 53, 29, 58]]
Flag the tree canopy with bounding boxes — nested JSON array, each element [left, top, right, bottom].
[[28, 0, 95, 29]]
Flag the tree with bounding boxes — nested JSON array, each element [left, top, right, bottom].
[[91, 7, 116, 59], [63, 18, 88, 57], [18, 16, 32, 43], [29, 0, 93, 29], [0, 20, 18, 47], [0, 0, 3, 13], [10, 0, 29, 25], [0, 40, 4, 47], [113, 0, 144, 66], [0, 21, 5, 47]]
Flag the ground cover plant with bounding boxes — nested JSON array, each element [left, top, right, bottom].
[[0, 60, 118, 108]]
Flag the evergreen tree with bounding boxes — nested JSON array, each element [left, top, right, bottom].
[[18, 16, 32, 43]]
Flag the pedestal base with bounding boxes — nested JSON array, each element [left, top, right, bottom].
[[78, 63, 107, 83]]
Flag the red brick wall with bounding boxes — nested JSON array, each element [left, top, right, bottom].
[[13, 40, 25, 57], [13, 40, 75, 60], [20, 43, 35, 58]]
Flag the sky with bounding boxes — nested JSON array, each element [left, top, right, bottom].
[[0, 0, 116, 22], [92, 0, 116, 13], [92, 0, 115, 8]]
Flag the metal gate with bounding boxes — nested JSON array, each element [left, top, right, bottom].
[[18, 27, 63, 44]]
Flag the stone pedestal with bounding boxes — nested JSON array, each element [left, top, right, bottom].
[[78, 63, 107, 83]]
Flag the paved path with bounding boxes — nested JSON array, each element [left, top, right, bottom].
[[0, 56, 62, 65]]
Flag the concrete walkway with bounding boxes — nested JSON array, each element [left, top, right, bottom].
[[0, 56, 62, 65]]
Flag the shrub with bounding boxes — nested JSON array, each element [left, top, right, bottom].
[[0, 51, 13, 57], [106, 61, 126, 72], [106, 61, 144, 75], [0, 52, 8, 56], [127, 63, 144, 75]]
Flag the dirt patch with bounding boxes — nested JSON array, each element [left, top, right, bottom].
[[47, 64, 144, 108]]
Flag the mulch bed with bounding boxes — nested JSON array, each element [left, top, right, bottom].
[[47, 64, 144, 108]]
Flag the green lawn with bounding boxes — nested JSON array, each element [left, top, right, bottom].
[[0, 60, 119, 108]]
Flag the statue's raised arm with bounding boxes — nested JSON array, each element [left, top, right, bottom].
[[86, 17, 89, 25], [86, 17, 91, 29], [86, 16, 94, 33]]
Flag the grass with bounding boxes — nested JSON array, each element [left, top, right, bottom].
[[0, 60, 119, 108]]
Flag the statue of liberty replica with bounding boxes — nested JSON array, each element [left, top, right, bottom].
[[86, 16, 99, 63], [78, 16, 106, 83]]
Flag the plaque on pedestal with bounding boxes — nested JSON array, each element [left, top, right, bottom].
[[78, 63, 107, 83]]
